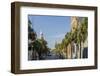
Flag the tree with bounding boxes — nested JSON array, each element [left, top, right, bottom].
[[54, 42, 65, 58], [76, 17, 88, 58], [38, 38, 49, 54], [53, 17, 88, 59], [80, 17, 88, 58], [28, 19, 37, 41], [31, 38, 49, 60], [81, 18, 88, 43], [28, 19, 50, 60], [28, 19, 39, 60], [28, 19, 34, 32]]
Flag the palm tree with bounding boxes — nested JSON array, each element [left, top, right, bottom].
[[62, 32, 73, 59], [80, 17, 88, 58], [28, 19, 39, 60], [28, 19, 50, 60], [53, 17, 88, 59], [36, 37, 50, 59], [39, 38, 49, 53], [71, 28, 78, 58], [76, 17, 88, 58]]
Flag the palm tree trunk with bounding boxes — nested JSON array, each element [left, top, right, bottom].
[[80, 42, 81, 58], [81, 42, 84, 58]]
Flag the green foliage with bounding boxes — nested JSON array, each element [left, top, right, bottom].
[[54, 17, 88, 58], [28, 17, 88, 59], [28, 19, 50, 59]]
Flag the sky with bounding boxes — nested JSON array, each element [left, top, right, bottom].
[[28, 15, 71, 49]]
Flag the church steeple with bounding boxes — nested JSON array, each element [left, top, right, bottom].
[[40, 31, 44, 40]]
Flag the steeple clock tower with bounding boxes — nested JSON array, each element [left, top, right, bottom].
[[40, 31, 44, 40]]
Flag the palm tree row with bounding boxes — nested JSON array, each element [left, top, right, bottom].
[[54, 17, 88, 59]]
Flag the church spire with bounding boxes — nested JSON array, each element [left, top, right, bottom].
[[40, 30, 44, 39]]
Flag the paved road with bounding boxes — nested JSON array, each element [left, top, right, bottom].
[[45, 52, 60, 59]]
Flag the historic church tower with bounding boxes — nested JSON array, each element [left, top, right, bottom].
[[40, 31, 44, 40]]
